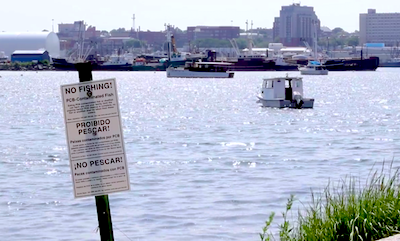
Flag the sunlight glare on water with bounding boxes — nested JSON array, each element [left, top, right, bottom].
[[1, 69, 400, 240]]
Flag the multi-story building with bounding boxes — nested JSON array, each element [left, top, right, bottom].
[[273, 3, 320, 47], [109, 28, 167, 47], [57, 21, 102, 57], [58, 21, 101, 41], [359, 9, 400, 46], [134, 30, 167, 46], [58, 21, 101, 40], [186, 26, 240, 41]]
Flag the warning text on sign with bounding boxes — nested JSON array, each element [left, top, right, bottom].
[[61, 78, 130, 198]]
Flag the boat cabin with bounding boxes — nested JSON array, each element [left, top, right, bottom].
[[184, 61, 233, 72], [315, 66, 326, 70], [306, 61, 327, 70], [260, 76, 304, 101]]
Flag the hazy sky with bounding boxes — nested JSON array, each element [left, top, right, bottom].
[[1, 0, 399, 33]]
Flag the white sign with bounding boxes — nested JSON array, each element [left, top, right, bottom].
[[61, 78, 130, 198]]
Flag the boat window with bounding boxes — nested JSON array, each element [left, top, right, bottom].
[[295, 81, 301, 88], [285, 80, 291, 88], [265, 80, 273, 88]]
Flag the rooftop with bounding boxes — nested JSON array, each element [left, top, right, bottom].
[[12, 49, 48, 55]]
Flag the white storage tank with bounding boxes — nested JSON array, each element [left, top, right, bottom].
[[0, 32, 60, 59]]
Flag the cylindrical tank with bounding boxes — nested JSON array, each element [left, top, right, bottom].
[[0, 32, 60, 58]]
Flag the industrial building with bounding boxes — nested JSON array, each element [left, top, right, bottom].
[[273, 3, 320, 47], [359, 9, 400, 46], [11, 50, 51, 63], [0, 32, 60, 59]]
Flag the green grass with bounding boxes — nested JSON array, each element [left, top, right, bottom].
[[260, 162, 400, 241]]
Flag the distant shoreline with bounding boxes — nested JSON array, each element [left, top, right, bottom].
[[0, 62, 54, 71]]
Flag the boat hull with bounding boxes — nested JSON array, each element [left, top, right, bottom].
[[324, 57, 379, 71], [299, 69, 328, 75], [52, 58, 133, 71], [257, 96, 314, 108], [168, 60, 187, 67], [132, 64, 166, 71], [379, 62, 400, 67], [167, 69, 234, 78], [95, 64, 132, 71]]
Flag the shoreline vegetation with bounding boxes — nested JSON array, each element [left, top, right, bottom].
[[260, 162, 400, 241], [0, 61, 54, 71]]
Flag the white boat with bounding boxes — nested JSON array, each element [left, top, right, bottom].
[[298, 61, 328, 75], [0, 51, 8, 62], [167, 61, 234, 78], [102, 54, 133, 66], [298, 20, 328, 76], [257, 75, 314, 108]]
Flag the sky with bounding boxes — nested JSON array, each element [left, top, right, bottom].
[[1, 0, 399, 33]]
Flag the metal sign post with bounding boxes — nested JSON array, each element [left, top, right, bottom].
[[61, 61, 130, 240], [75, 62, 114, 241]]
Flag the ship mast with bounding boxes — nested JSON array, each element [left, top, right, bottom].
[[78, 21, 86, 62], [245, 20, 254, 56], [166, 24, 172, 61], [250, 20, 254, 56], [313, 20, 318, 61]]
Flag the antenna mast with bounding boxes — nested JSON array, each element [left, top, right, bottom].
[[132, 14, 135, 31]]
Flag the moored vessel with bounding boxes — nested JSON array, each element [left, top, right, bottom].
[[257, 75, 314, 108], [167, 61, 234, 78]]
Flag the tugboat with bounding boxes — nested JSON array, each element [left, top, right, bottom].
[[257, 75, 314, 108]]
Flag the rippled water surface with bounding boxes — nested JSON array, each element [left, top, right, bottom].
[[1, 69, 400, 240]]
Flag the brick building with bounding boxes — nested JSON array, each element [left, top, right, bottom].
[[187, 26, 240, 41]]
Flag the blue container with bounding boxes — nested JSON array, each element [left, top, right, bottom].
[[364, 43, 385, 48]]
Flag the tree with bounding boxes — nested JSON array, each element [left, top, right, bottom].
[[110, 28, 127, 36], [100, 30, 110, 37], [346, 36, 359, 46], [235, 38, 247, 49], [332, 27, 345, 35], [253, 37, 270, 48], [193, 38, 231, 48]]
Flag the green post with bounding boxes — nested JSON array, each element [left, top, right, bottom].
[[95, 195, 114, 241], [75, 62, 115, 241]]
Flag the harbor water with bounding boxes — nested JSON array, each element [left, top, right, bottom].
[[1, 69, 400, 240]]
